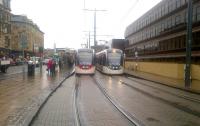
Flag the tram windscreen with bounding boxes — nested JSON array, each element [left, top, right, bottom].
[[108, 52, 122, 66], [77, 52, 93, 65]]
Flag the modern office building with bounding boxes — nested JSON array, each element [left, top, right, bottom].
[[124, 0, 200, 81]]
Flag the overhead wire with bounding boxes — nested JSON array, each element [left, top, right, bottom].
[[120, 0, 139, 24]]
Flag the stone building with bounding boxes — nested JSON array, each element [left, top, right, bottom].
[[0, 0, 11, 57], [10, 14, 44, 57]]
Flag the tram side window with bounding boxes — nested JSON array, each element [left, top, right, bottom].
[[100, 56, 103, 65], [102, 54, 106, 66], [197, 6, 200, 21]]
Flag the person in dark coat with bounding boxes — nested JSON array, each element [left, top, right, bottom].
[[51, 59, 56, 75], [58, 58, 62, 70]]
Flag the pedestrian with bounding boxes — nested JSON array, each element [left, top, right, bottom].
[[52, 59, 56, 75], [58, 58, 62, 70], [47, 59, 52, 75]]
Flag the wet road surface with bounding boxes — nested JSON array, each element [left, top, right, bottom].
[[95, 71, 200, 126], [2, 68, 200, 126], [77, 76, 134, 126], [30, 75, 135, 126]]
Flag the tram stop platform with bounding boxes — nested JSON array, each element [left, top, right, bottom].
[[124, 69, 200, 94]]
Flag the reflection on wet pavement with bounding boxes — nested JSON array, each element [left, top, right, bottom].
[[0, 65, 69, 126]]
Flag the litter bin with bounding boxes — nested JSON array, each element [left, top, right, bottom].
[[28, 62, 35, 75]]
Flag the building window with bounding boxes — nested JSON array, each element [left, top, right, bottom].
[[197, 6, 200, 21], [157, 24, 161, 35], [158, 7, 161, 18], [161, 5, 165, 16], [154, 12, 157, 20], [175, 15, 181, 25], [181, 0, 186, 6], [176, 0, 181, 8], [168, 1, 172, 12], [167, 18, 172, 29], [161, 23, 165, 31], [172, 1, 176, 11], [5, 36, 10, 48], [165, 3, 169, 14]]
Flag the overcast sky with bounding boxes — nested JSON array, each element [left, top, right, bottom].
[[11, 0, 161, 49]]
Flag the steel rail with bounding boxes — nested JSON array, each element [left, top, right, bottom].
[[119, 78, 200, 118], [92, 76, 145, 126], [123, 76, 200, 104], [74, 76, 81, 126]]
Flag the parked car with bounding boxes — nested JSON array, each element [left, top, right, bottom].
[[9, 58, 16, 66], [15, 59, 24, 65], [42, 58, 50, 65], [29, 57, 40, 67]]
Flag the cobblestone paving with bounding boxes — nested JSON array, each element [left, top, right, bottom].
[[31, 75, 76, 126], [78, 76, 133, 126], [0, 65, 69, 126], [95, 72, 200, 126]]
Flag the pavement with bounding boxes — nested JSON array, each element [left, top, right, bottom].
[[124, 69, 200, 94], [0, 64, 72, 126], [31, 75, 76, 126]]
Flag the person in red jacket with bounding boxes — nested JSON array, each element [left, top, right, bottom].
[[47, 59, 53, 75]]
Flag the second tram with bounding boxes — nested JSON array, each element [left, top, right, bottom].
[[96, 49, 124, 75], [75, 48, 95, 75]]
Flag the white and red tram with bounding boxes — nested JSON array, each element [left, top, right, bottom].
[[75, 48, 95, 75]]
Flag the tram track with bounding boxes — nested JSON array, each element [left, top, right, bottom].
[[110, 76, 200, 118], [123, 76, 200, 104], [74, 76, 81, 126], [92, 76, 144, 126]]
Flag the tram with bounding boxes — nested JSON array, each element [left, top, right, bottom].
[[75, 48, 95, 75], [96, 49, 124, 75]]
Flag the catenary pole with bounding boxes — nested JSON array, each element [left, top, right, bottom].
[[185, 0, 193, 88]]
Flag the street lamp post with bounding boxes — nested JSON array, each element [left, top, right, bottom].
[[185, 0, 193, 88]]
